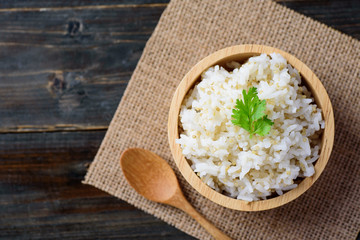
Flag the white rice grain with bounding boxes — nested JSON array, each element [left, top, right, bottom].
[[176, 53, 325, 201]]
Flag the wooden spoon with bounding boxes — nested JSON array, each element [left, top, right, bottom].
[[120, 148, 232, 240]]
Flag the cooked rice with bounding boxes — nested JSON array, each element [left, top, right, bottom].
[[176, 53, 324, 201]]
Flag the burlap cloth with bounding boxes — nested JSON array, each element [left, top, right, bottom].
[[84, 0, 360, 239]]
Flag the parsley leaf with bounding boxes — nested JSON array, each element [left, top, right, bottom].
[[231, 87, 274, 138]]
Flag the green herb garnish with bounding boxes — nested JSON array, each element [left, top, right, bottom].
[[231, 87, 274, 138]]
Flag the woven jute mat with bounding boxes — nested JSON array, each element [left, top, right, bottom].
[[84, 0, 360, 239]]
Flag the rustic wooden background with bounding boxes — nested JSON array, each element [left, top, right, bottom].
[[0, 0, 359, 239]]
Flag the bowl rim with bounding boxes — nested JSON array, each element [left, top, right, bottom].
[[168, 44, 334, 211]]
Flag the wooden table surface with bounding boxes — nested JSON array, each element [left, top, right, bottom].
[[0, 0, 359, 239]]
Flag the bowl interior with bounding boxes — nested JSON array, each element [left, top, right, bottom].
[[168, 44, 334, 211]]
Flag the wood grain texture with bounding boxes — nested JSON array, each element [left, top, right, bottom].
[[0, 2, 165, 129], [168, 44, 335, 211], [0, 0, 358, 239], [0, 0, 169, 8]]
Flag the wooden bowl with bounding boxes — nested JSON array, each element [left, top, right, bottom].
[[168, 44, 334, 211]]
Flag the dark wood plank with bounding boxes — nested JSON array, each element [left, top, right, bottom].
[[0, 131, 194, 240], [0, 0, 169, 8], [0, 4, 166, 130]]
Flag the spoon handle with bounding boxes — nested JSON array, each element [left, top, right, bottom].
[[167, 191, 232, 240]]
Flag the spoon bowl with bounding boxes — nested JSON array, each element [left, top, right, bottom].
[[120, 148, 178, 202], [120, 148, 232, 240]]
